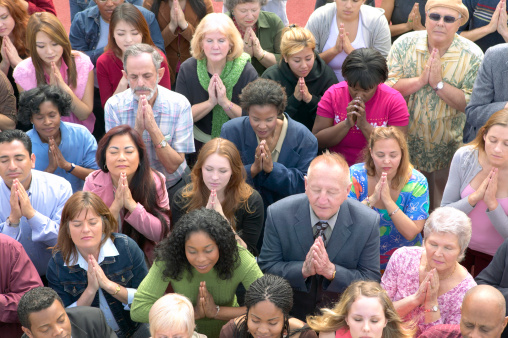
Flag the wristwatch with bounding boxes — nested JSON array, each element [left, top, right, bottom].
[[434, 81, 444, 92], [424, 305, 439, 313], [156, 139, 167, 149], [6, 216, 20, 228], [66, 163, 76, 174]]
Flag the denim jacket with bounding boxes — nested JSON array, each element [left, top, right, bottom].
[[46, 233, 148, 337], [69, 4, 165, 65]]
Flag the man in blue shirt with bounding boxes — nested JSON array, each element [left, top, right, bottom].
[[0, 130, 72, 277]]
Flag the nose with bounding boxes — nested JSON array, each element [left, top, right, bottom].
[[44, 116, 51, 125], [82, 222, 91, 233], [257, 324, 269, 334], [7, 158, 17, 170], [363, 321, 370, 332], [118, 151, 126, 161], [211, 170, 218, 180], [494, 142, 503, 153], [54, 324, 65, 336]]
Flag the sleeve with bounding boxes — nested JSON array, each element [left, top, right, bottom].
[[386, 91, 409, 126], [144, 9, 166, 53], [169, 187, 187, 225], [171, 98, 195, 154], [159, 55, 172, 90], [104, 100, 122, 132], [238, 247, 264, 288], [348, 165, 364, 201], [236, 191, 264, 256], [368, 10, 392, 58], [96, 55, 116, 108], [476, 239, 508, 306], [380, 247, 404, 299], [405, 172, 430, 220], [220, 319, 238, 338], [127, 238, 149, 289], [486, 205, 508, 239], [0, 240, 43, 323], [46, 257, 75, 307], [465, 47, 507, 130], [13, 60, 35, 91], [305, 11, 323, 53], [461, 50, 484, 104], [457, 0, 474, 33], [385, 38, 406, 87], [174, 60, 193, 100], [130, 261, 170, 323], [440, 148, 474, 214], [316, 86, 336, 119], [0, 70, 16, 124], [81, 133, 99, 170], [69, 15, 103, 66], [96, 308, 118, 338], [271, 15, 284, 62], [27, 0, 57, 15]]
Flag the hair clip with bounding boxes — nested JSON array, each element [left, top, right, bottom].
[[289, 24, 296, 29]]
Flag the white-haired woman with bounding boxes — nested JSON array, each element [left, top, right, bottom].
[[381, 207, 477, 335]]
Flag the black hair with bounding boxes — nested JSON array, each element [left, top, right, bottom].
[[155, 208, 239, 281], [342, 48, 388, 90], [18, 287, 64, 330], [17, 85, 72, 126], [150, 0, 207, 21], [239, 78, 287, 117], [0, 129, 32, 155]]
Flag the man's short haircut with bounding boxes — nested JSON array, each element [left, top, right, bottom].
[[123, 43, 163, 72], [149, 293, 196, 336], [18, 287, 64, 330], [0, 129, 32, 155], [307, 150, 350, 187]]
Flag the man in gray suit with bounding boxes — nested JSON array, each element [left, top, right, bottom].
[[258, 151, 380, 320]]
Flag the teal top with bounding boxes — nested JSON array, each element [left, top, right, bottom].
[[131, 245, 263, 337]]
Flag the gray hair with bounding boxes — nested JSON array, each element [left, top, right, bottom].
[[224, 0, 268, 11], [423, 207, 472, 261], [123, 43, 163, 72]]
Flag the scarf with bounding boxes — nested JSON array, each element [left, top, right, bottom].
[[197, 53, 251, 138]]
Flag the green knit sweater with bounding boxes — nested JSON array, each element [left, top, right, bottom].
[[131, 246, 263, 337]]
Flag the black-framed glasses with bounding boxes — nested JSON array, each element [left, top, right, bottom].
[[427, 12, 461, 24]]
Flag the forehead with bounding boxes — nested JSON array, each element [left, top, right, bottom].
[[0, 6, 10, 15], [28, 300, 65, 328], [125, 53, 156, 74], [308, 162, 346, 186], [428, 6, 461, 17], [114, 20, 137, 31], [0, 140, 29, 156], [235, 2, 261, 10], [203, 153, 231, 167], [37, 100, 60, 114], [35, 31, 55, 43]]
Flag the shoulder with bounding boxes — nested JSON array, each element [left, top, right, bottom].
[[135, 5, 155, 18], [261, 64, 280, 79], [454, 145, 477, 162], [33, 170, 72, 190], [158, 86, 190, 106], [454, 35, 484, 59], [392, 30, 423, 49], [63, 121, 95, 139], [179, 57, 198, 73], [85, 169, 108, 185], [66, 306, 107, 325], [72, 51, 92, 65], [0, 233, 25, 255], [223, 115, 249, 129], [268, 193, 309, 214], [13, 58, 35, 77], [350, 163, 366, 175], [377, 83, 405, 98], [308, 2, 336, 23], [258, 10, 283, 27], [360, 4, 386, 20], [112, 233, 141, 251], [287, 116, 316, 138], [484, 43, 508, 61], [410, 168, 428, 184], [392, 246, 423, 263]]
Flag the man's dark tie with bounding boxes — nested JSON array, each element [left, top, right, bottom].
[[314, 221, 329, 241]]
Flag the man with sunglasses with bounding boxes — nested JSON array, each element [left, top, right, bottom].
[[386, 0, 484, 212]]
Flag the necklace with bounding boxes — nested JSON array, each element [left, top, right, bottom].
[[429, 262, 457, 281]]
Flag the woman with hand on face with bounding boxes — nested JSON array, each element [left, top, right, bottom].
[[96, 3, 171, 108], [13, 12, 95, 133], [171, 138, 264, 256], [381, 207, 476, 335], [175, 13, 257, 164], [349, 127, 429, 272], [307, 281, 413, 338], [131, 208, 264, 338], [220, 78, 317, 214], [442, 109, 508, 277], [305, 0, 390, 82], [224, 0, 284, 75], [261, 25, 337, 131], [83, 125, 170, 265], [143, 0, 213, 86], [46, 191, 150, 338], [313, 48, 409, 167], [20, 85, 98, 193], [380, 0, 426, 42]]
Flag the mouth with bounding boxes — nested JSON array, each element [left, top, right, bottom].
[[6, 172, 20, 178], [382, 167, 391, 171], [209, 183, 220, 188], [81, 236, 94, 240], [195, 264, 210, 271], [116, 165, 128, 168]]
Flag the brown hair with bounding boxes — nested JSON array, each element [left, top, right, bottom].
[[26, 12, 77, 88], [53, 191, 117, 266], [363, 126, 413, 191], [280, 25, 316, 59], [105, 3, 155, 59], [181, 138, 253, 229], [469, 109, 508, 153], [0, 0, 29, 57]]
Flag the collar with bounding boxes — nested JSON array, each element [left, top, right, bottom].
[[256, 11, 270, 29], [416, 32, 461, 58], [273, 114, 288, 154], [309, 206, 340, 231], [65, 237, 119, 269], [87, 4, 101, 19], [31, 121, 67, 144]]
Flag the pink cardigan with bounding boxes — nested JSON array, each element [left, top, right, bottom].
[[83, 169, 170, 263]]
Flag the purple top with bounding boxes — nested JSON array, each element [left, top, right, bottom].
[[381, 246, 476, 335], [13, 51, 95, 133]]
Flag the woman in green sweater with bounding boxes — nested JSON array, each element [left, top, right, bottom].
[[130, 208, 263, 337]]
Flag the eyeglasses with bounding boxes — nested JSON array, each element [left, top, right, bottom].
[[427, 12, 461, 24]]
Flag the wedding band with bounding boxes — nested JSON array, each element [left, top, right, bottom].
[[408, 19, 413, 22], [255, 155, 259, 159], [265, 155, 268, 159]]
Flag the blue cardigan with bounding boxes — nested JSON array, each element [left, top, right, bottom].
[[220, 113, 317, 209]]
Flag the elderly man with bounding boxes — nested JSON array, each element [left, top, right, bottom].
[[105, 43, 194, 200], [386, 0, 483, 211], [0, 130, 72, 277], [258, 151, 380, 320], [0, 70, 16, 131]]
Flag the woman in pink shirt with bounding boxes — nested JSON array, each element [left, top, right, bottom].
[[83, 125, 170, 265], [96, 3, 171, 108], [312, 48, 408, 166], [13, 12, 95, 133]]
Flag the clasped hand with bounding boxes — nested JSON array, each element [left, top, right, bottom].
[[243, 27, 264, 59], [486, 0, 508, 37], [346, 96, 365, 128], [420, 48, 442, 89], [334, 23, 354, 55], [207, 74, 228, 108], [9, 179, 36, 222], [194, 281, 218, 320], [168, 0, 188, 32], [251, 140, 273, 177], [110, 172, 137, 216], [46, 137, 71, 173], [368, 172, 393, 208], [302, 236, 335, 280], [134, 95, 158, 135], [294, 77, 312, 103], [407, 3, 425, 31], [414, 268, 439, 309], [86, 254, 116, 294], [468, 167, 499, 211]]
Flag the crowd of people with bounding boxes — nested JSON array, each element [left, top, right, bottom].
[[3, 0, 508, 337]]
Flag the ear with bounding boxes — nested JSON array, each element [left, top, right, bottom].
[[157, 67, 165, 83], [503, 316, 508, 330], [22, 327, 34, 338], [345, 182, 352, 195], [122, 70, 128, 80], [30, 153, 36, 169], [304, 175, 308, 191], [283, 56, 288, 63]]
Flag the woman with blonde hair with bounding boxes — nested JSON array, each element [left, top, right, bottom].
[[307, 281, 413, 338], [442, 109, 508, 277], [171, 137, 264, 255], [349, 126, 429, 271], [175, 12, 257, 164], [13, 12, 95, 133], [261, 25, 337, 131]]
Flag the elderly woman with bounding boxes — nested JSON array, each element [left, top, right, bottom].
[[442, 109, 508, 277], [313, 48, 409, 167], [149, 294, 206, 338], [175, 12, 258, 163], [46, 191, 149, 337], [261, 25, 337, 131], [224, 0, 284, 75], [305, 0, 390, 82], [220, 78, 317, 213], [381, 207, 477, 335], [19, 85, 98, 193]]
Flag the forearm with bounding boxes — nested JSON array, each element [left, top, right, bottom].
[[103, 283, 129, 305], [192, 100, 215, 122], [314, 120, 352, 148], [125, 203, 166, 242], [255, 51, 277, 69], [69, 165, 94, 181], [149, 128, 184, 173], [460, 26, 493, 42], [390, 22, 413, 37], [392, 77, 425, 97], [215, 306, 247, 321], [357, 121, 374, 141], [219, 100, 242, 119], [76, 287, 96, 306], [386, 201, 423, 240], [393, 294, 420, 318], [69, 92, 93, 121], [0, 114, 15, 130], [319, 47, 339, 64], [436, 83, 467, 112]]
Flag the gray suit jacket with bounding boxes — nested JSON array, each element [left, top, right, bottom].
[[464, 43, 508, 143], [258, 194, 380, 320]]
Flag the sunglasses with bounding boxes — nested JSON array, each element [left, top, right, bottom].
[[427, 12, 461, 24]]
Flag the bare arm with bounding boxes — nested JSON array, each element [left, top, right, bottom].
[[435, 83, 467, 112], [312, 115, 353, 149]]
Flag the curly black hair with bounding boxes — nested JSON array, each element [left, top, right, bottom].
[[155, 208, 240, 281], [239, 78, 287, 118], [17, 85, 72, 125]]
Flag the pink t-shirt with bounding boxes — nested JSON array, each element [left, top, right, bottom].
[[317, 82, 409, 166], [13, 51, 95, 133], [461, 184, 508, 256]]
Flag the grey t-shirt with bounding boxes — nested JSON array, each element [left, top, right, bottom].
[[391, 0, 427, 42]]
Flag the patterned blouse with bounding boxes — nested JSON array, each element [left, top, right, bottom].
[[386, 31, 483, 172], [381, 246, 476, 335], [349, 164, 429, 270]]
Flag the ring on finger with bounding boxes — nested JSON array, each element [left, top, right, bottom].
[[255, 154, 259, 159]]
